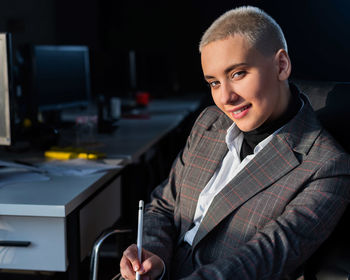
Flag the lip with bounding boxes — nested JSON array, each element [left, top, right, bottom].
[[228, 104, 252, 119]]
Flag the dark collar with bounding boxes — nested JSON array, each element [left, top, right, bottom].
[[240, 83, 302, 160]]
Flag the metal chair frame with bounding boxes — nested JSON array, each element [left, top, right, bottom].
[[90, 228, 132, 280]]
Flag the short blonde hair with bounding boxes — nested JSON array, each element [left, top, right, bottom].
[[199, 6, 287, 55]]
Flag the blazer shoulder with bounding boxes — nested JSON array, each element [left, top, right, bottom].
[[194, 105, 232, 131], [312, 128, 349, 161]]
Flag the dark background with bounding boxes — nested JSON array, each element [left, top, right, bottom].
[[0, 0, 349, 100]]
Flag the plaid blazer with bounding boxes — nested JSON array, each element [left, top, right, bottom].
[[143, 94, 350, 280]]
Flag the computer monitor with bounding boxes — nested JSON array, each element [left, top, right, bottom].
[[31, 45, 91, 116], [0, 33, 13, 146]]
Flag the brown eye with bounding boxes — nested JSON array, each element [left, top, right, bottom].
[[231, 71, 246, 80], [209, 81, 220, 88]]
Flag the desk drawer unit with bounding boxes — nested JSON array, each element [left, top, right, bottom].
[[0, 216, 66, 271]]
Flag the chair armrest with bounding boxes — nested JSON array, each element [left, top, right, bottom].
[[310, 246, 350, 280], [90, 228, 132, 280], [316, 266, 350, 280]]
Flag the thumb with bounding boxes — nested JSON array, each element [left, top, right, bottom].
[[142, 255, 164, 279]]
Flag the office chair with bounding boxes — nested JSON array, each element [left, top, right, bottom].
[[90, 228, 132, 280], [296, 80, 350, 280]]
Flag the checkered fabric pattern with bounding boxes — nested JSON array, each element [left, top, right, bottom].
[[142, 94, 350, 280]]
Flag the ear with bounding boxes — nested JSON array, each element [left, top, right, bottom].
[[275, 49, 291, 81]]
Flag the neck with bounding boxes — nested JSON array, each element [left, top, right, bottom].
[[240, 83, 301, 160], [269, 82, 292, 124]]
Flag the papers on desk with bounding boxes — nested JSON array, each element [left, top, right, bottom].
[[0, 159, 43, 173], [0, 160, 50, 188], [0, 168, 50, 187], [37, 158, 121, 176], [0, 158, 121, 188]]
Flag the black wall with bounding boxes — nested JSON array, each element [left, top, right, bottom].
[[0, 0, 349, 99]]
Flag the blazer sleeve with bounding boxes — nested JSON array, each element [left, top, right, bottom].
[[183, 153, 350, 280], [141, 107, 211, 270]]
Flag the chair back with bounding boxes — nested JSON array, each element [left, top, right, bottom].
[[295, 80, 350, 278], [296, 80, 350, 152]]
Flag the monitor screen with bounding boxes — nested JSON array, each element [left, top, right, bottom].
[[0, 33, 13, 146], [32, 45, 91, 112]]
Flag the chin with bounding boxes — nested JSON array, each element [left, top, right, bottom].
[[235, 122, 260, 132]]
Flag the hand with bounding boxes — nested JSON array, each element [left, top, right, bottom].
[[120, 244, 164, 280]]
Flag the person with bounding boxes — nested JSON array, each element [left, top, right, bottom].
[[119, 6, 350, 280]]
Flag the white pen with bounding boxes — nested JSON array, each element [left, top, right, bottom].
[[136, 200, 144, 280]]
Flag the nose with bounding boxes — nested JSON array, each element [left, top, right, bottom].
[[220, 80, 238, 104]]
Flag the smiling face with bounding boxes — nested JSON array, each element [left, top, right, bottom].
[[201, 35, 291, 132]]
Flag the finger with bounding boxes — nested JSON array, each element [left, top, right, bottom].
[[123, 244, 143, 272], [120, 255, 136, 279], [141, 255, 164, 279]]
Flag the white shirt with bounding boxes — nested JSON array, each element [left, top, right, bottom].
[[183, 122, 276, 245]]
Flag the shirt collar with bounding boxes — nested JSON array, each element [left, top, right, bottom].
[[225, 95, 305, 156], [225, 123, 243, 154], [225, 122, 275, 156]]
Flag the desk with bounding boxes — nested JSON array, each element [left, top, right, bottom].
[[61, 98, 201, 163], [0, 98, 202, 279], [0, 168, 123, 276]]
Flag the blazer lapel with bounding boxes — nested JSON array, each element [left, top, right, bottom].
[[192, 134, 300, 247], [192, 94, 322, 248], [180, 111, 232, 233]]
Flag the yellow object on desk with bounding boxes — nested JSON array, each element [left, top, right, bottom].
[[77, 152, 101, 160], [44, 148, 105, 160], [45, 151, 75, 160]]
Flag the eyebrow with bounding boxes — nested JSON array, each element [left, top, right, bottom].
[[204, 62, 249, 80]]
